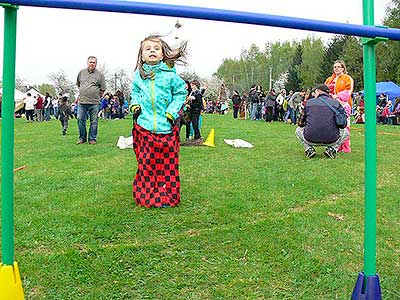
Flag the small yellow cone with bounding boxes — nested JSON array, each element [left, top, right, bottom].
[[203, 129, 215, 147], [0, 262, 24, 300]]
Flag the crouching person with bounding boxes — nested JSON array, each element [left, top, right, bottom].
[[295, 84, 349, 159]]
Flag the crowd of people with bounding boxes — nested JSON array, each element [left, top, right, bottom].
[[204, 99, 229, 114], [225, 60, 355, 158], [229, 86, 400, 128], [98, 91, 129, 120], [375, 93, 400, 125], [1, 49, 399, 209], [221, 60, 399, 159], [12, 89, 129, 126], [16, 92, 60, 121]]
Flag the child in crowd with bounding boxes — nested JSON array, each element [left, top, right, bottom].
[[381, 100, 392, 124], [130, 34, 187, 208], [59, 96, 74, 135], [99, 94, 109, 119], [337, 90, 351, 153], [353, 106, 365, 124]]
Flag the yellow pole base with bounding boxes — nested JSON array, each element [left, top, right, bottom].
[[0, 262, 24, 300]]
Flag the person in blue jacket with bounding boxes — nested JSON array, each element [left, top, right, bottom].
[[129, 34, 187, 208]]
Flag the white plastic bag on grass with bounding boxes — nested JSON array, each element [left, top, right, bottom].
[[224, 139, 254, 148], [117, 136, 133, 149]]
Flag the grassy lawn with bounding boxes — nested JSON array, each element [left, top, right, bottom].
[[1, 114, 399, 299]]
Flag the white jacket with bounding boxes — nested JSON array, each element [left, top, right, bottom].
[[23, 96, 37, 110]]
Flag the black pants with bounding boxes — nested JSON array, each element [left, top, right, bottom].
[[26, 109, 34, 121], [118, 107, 125, 119], [276, 106, 284, 121], [265, 107, 273, 122], [185, 123, 191, 140], [233, 106, 239, 118], [60, 116, 69, 133], [188, 110, 201, 139]]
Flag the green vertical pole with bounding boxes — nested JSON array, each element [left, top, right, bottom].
[[362, 0, 377, 277], [1, 4, 18, 266], [351, 2, 384, 298]]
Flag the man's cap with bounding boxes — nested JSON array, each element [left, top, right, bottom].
[[313, 84, 330, 94]]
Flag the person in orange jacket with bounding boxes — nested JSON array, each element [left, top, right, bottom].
[[325, 60, 354, 107]]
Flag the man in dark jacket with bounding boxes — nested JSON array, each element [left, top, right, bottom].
[[231, 90, 241, 119], [295, 84, 349, 159], [187, 80, 203, 144]]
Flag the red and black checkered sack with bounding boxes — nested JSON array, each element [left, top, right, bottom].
[[132, 124, 180, 208]]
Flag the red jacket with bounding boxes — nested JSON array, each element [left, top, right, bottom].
[[35, 96, 44, 109]]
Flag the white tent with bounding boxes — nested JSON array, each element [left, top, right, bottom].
[[0, 88, 26, 112], [25, 87, 45, 99]]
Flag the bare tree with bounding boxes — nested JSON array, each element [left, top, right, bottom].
[[48, 70, 77, 97], [97, 63, 112, 90], [112, 68, 133, 99], [103, 68, 133, 99], [202, 75, 225, 102], [179, 71, 201, 83], [15, 76, 28, 92], [273, 72, 289, 92], [97, 63, 130, 96]]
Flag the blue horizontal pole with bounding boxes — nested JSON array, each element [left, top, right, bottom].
[[3, 0, 400, 41]]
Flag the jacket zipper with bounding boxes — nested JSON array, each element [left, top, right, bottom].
[[151, 78, 156, 132]]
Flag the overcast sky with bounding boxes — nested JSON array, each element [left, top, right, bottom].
[[0, 0, 392, 86]]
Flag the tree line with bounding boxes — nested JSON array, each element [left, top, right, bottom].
[[216, 0, 400, 93]]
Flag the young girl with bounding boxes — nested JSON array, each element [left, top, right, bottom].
[[130, 35, 188, 208], [337, 90, 351, 153]]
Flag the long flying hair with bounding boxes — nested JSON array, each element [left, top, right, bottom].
[[135, 34, 188, 79]]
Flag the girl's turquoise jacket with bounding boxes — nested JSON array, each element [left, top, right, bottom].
[[130, 62, 187, 134]]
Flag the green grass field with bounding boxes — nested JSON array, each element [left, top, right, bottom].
[[1, 115, 399, 299]]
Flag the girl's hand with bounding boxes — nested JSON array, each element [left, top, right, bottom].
[[131, 106, 141, 124], [166, 113, 175, 128]]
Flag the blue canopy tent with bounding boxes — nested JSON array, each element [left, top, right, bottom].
[[361, 81, 400, 101]]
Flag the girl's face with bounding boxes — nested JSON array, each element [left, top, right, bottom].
[[141, 40, 163, 65]]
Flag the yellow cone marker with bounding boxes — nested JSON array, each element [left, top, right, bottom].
[[203, 129, 215, 147]]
